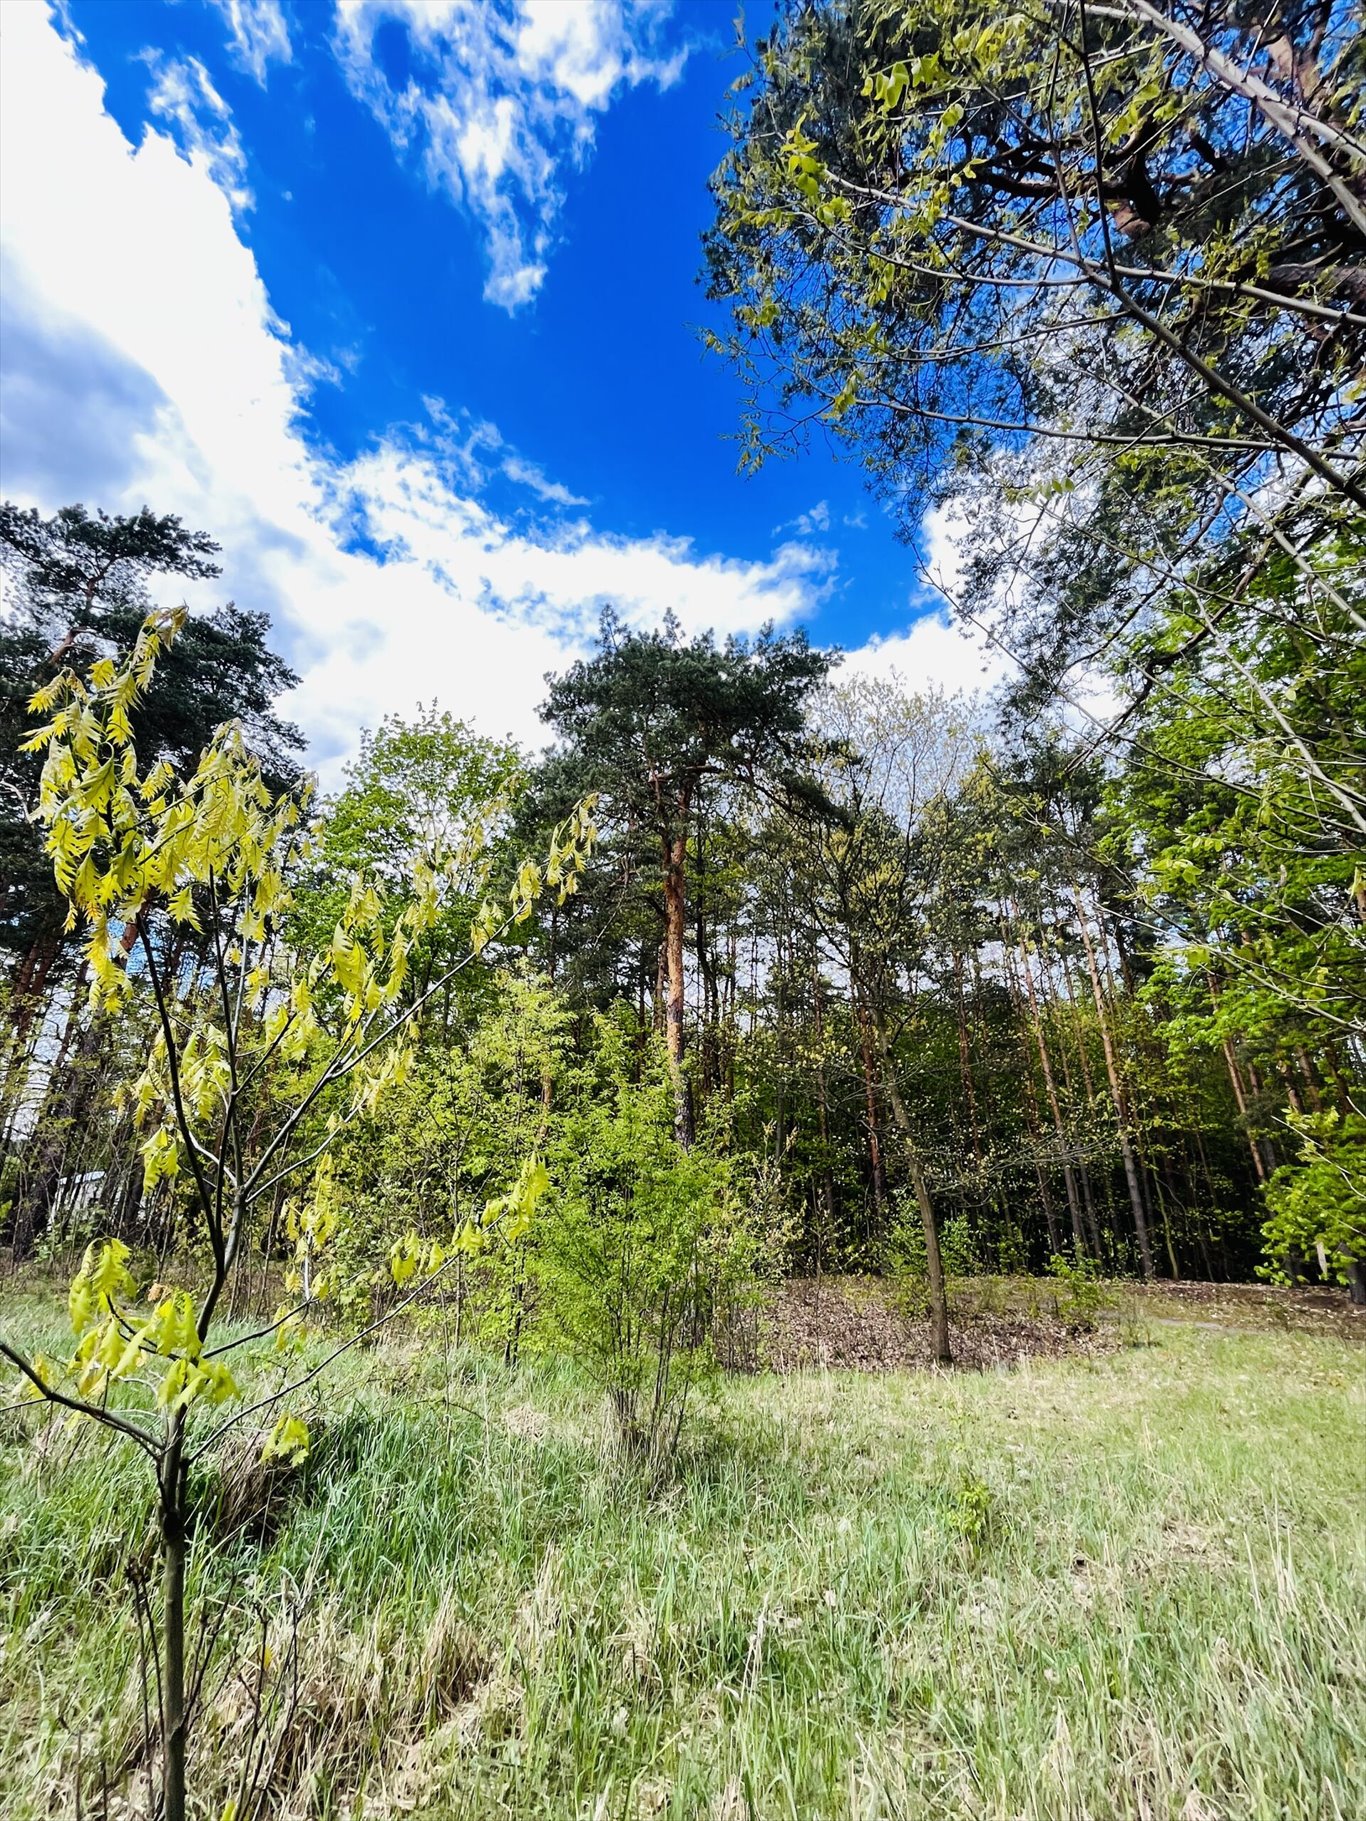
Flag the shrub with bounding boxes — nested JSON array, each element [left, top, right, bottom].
[[1045, 1251, 1110, 1329], [1261, 1111, 1366, 1301], [886, 1199, 980, 1319], [532, 1031, 757, 1471], [996, 1220, 1028, 1277]]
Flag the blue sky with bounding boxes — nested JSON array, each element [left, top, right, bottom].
[[0, 0, 1000, 777]]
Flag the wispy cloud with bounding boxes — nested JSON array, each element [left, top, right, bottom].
[[206, 0, 292, 84], [331, 0, 686, 310], [144, 52, 253, 213], [774, 499, 831, 538], [402, 398, 591, 509], [500, 453, 589, 508]]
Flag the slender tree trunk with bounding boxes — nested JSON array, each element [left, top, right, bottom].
[[12, 921, 140, 1254], [1012, 1027, 1061, 1256], [1013, 929, 1086, 1252], [811, 966, 838, 1246], [1220, 1033, 1266, 1183], [1019, 1070, 1061, 1256], [1151, 1169, 1183, 1280], [1244, 1060, 1281, 1173], [0, 934, 61, 1132], [951, 948, 984, 1165], [1072, 886, 1154, 1279], [694, 806, 714, 1101], [1055, 962, 1106, 1255], [724, 925, 738, 1104], [880, 1050, 951, 1365], [1097, 912, 1161, 1243], [159, 1423, 188, 1821], [661, 823, 692, 1148], [909, 1151, 951, 1366], [854, 992, 887, 1228], [12, 1005, 100, 1255]]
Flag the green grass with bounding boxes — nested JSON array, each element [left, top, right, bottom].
[[1, 1299, 1363, 1819]]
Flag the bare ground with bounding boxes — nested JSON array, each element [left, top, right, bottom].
[[742, 1274, 1365, 1374], [1128, 1277, 1366, 1338]]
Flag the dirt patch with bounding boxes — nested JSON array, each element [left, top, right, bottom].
[[746, 1276, 1366, 1373], [1129, 1280, 1366, 1339], [755, 1276, 1116, 1374]]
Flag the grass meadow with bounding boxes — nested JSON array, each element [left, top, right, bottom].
[[1, 1291, 1363, 1820]]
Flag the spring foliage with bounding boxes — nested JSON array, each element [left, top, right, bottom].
[[7, 608, 595, 1452]]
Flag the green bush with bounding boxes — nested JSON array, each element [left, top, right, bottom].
[[995, 1220, 1028, 1277], [886, 1198, 980, 1319], [532, 1026, 759, 1471], [1045, 1250, 1110, 1329], [1261, 1110, 1366, 1297]]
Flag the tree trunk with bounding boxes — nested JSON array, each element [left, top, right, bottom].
[[811, 967, 838, 1247], [11, 1000, 103, 1255], [1013, 931, 1085, 1252], [0, 934, 61, 1135], [693, 805, 719, 1104], [881, 1057, 951, 1365], [12, 923, 138, 1255], [1244, 1060, 1281, 1174], [653, 939, 667, 1034], [1072, 887, 1154, 1279], [159, 1427, 188, 1821], [910, 1148, 952, 1367], [951, 948, 984, 1165], [661, 826, 692, 1148], [1056, 964, 1106, 1256], [1016, 1055, 1061, 1256], [1206, 973, 1270, 1183], [855, 996, 887, 1229]]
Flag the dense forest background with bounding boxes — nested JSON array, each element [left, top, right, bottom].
[[1, 0, 1362, 1319]]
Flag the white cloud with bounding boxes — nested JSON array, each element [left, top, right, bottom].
[[330, 437, 832, 645], [838, 501, 1011, 698], [500, 453, 588, 508], [331, 0, 685, 309], [774, 499, 831, 538], [920, 500, 973, 607], [847, 499, 1123, 726], [145, 52, 254, 213], [842, 608, 1010, 699], [206, 0, 293, 84], [0, 5, 825, 782]]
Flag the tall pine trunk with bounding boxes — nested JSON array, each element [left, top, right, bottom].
[[1013, 926, 1086, 1252], [662, 827, 692, 1148], [1072, 886, 1154, 1279]]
